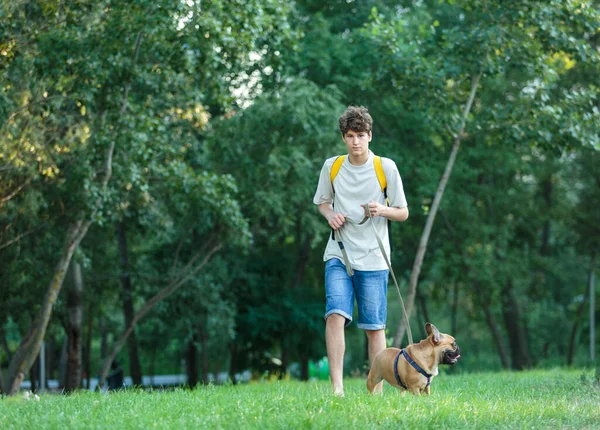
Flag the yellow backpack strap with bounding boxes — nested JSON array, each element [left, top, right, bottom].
[[329, 155, 346, 242], [330, 155, 346, 187], [373, 156, 387, 196], [374, 155, 392, 252]]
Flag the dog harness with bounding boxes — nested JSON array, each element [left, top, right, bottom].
[[393, 349, 432, 389]]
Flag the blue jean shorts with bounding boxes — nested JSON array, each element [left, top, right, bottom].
[[324, 258, 389, 330]]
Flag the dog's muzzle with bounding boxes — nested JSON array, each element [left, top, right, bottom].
[[442, 346, 461, 365]]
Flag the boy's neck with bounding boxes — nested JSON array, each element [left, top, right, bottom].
[[347, 152, 369, 166]]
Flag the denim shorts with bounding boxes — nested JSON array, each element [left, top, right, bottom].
[[324, 258, 389, 330]]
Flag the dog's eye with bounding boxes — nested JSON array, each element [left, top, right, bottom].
[[452, 342, 457, 348]]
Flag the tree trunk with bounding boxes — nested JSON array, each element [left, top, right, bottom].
[[58, 336, 69, 388], [5, 221, 91, 395], [4, 32, 144, 396], [30, 355, 38, 392], [590, 259, 596, 363], [186, 334, 198, 388], [200, 326, 209, 384], [116, 221, 143, 386], [567, 261, 593, 365], [394, 71, 482, 347], [416, 288, 431, 325], [540, 177, 552, 256], [280, 339, 288, 380], [149, 349, 156, 387], [416, 303, 426, 340], [294, 230, 311, 289], [0, 326, 11, 392], [228, 343, 238, 385], [501, 280, 531, 370], [84, 302, 93, 389], [1, 325, 12, 362], [58, 335, 68, 388], [39, 341, 46, 391], [475, 281, 510, 369], [300, 353, 309, 381], [65, 261, 84, 391], [100, 316, 108, 361], [97, 242, 222, 388], [450, 282, 459, 335], [45, 338, 55, 388], [291, 225, 312, 380], [415, 289, 429, 339]]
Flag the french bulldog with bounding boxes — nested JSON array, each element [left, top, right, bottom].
[[367, 322, 460, 395]]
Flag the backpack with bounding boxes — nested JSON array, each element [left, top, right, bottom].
[[330, 154, 388, 200], [329, 154, 393, 251]]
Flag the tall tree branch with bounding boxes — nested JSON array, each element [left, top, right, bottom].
[[394, 71, 482, 347], [3, 96, 68, 126], [98, 241, 223, 388], [1, 178, 33, 207], [0, 224, 47, 251]]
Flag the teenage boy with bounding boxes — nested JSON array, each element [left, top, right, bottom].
[[313, 106, 409, 396]]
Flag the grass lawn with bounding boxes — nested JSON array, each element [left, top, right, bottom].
[[1, 368, 598, 429]]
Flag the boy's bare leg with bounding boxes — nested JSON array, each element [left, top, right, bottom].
[[366, 329, 386, 394], [326, 314, 346, 396]]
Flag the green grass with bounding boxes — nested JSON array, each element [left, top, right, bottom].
[[1, 369, 598, 429]]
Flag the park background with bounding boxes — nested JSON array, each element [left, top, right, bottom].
[[0, 0, 598, 395]]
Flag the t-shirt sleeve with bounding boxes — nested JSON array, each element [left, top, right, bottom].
[[313, 159, 334, 205], [383, 158, 408, 208]]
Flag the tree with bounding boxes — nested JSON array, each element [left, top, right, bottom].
[[63, 260, 84, 391], [205, 78, 345, 378], [365, 0, 600, 346], [0, 0, 294, 394]]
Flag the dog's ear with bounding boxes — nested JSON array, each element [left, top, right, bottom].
[[425, 322, 441, 345]]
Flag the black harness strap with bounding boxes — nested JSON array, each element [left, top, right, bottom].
[[402, 349, 432, 387], [393, 349, 433, 389], [393, 350, 408, 389]]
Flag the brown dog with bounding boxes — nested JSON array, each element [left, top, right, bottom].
[[367, 322, 460, 395]]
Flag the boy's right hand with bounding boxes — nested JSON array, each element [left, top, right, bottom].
[[327, 212, 346, 230]]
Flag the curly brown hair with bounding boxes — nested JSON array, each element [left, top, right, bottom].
[[338, 106, 373, 134]]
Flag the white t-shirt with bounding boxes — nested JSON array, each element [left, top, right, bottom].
[[313, 150, 408, 271]]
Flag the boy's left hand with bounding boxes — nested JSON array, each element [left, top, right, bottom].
[[362, 201, 386, 218]]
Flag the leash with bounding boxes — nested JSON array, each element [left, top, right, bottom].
[[333, 205, 414, 345], [333, 228, 354, 277]]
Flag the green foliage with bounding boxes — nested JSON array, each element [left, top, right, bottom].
[[207, 78, 344, 240], [356, 0, 599, 366], [0, 0, 296, 383], [365, 0, 600, 151], [203, 78, 346, 370]]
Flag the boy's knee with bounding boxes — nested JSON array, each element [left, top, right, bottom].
[[365, 329, 385, 339], [326, 313, 347, 327]]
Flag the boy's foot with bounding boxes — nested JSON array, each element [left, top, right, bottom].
[[333, 387, 345, 397]]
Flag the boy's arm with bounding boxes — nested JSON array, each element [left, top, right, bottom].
[[385, 205, 409, 222], [362, 201, 409, 222], [318, 203, 346, 230], [380, 158, 408, 221]]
